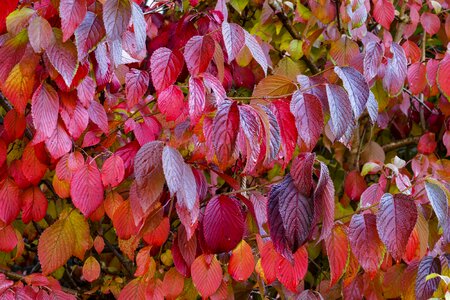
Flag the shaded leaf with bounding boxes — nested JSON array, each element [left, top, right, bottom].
[[103, 0, 131, 41], [325, 224, 349, 286], [82, 256, 101, 282], [415, 256, 441, 300], [191, 255, 223, 298]]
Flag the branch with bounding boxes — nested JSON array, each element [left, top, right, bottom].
[[382, 136, 420, 152], [0, 268, 80, 297], [102, 237, 134, 276], [268, 3, 319, 74], [394, 0, 408, 42]]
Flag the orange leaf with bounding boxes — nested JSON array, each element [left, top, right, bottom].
[[277, 246, 308, 293], [191, 254, 223, 298], [143, 217, 170, 247], [228, 240, 254, 282], [162, 267, 185, 299], [82, 256, 101, 282]]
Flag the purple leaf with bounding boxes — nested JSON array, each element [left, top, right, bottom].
[[334, 66, 369, 118], [212, 100, 240, 165], [290, 152, 315, 195], [325, 84, 354, 140], [363, 41, 383, 82], [314, 162, 335, 240], [415, 256, 441, 300], [383, 42, 407, 96], [222, 22, 245, 63]]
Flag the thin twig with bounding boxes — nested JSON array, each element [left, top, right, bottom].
[[102, 237, 133, 276], [382, 136, 420, 152]]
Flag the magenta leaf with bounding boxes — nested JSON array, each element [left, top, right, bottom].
[[183, 35, 215, 76], [325, 84, 354, 140], [212, 100, 240, 165], [383, 42, 407, 96], [334, 66, 369, 118]]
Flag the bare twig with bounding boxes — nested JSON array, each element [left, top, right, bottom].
[[382, 136, 420, 152], [102, 237, 133, 276]]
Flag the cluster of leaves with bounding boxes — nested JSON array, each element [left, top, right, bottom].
[[0, 0, 449, 298]]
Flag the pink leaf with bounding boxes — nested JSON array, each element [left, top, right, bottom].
[[103, 0, 131, 41], [31, 83, 59, 138], [334, 66, 369, 118], [326, 84, 354, 140], [407, 62, 427, 95], [46, 30, 78, 87], [59, 0, 87, 42], [290, 91, 323, 151], [373, 0, 395, 29], [183, 35, 215, 76], [101, 154, 125, 187], [188, 77, 206, 122], [221, 22, 245, 63], [212, 100, 240, 166], [420, 12, 440, 35], [150, 47, 184, 92], [88, 101, 109, 134], [203, 195, 244, 253], [45, 121, 72, 159], [75, 12, 105, 61], [126, 69, 149, 108], [383, 43, 407, 96], [157, 85, 185, 121], [70, 160, 104, 217]]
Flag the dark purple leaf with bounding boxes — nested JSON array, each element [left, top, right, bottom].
[[415, 256, 441, 300]]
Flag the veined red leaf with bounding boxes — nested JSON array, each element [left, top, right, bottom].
[[376, 193, 418, 262], [437, 54, 450, 98], [21, 186, 48, 224], [334, 66, 369, 118], [257, 105, 281, 163], [70, 160, 104, 217], [75, 12, 105, 61], [191, 255, 223, 298], [188, 77, 206, 122], [348, 213, 385, 277], [402, 40, 421, 64], [203, 72, 226, 105], [329, 36, 359, 67], [125, 69, 149, 108], [424, 180, 448, 227], [162, 268, 184, 299], [270, 100, 297, 165], [46, 29, 78, 87], [103, 0, 131, 41], [290, 152, 315, 194], [344, 170, 367, 201], [244, 31, 268, 75], [228, 240, 254, 281], [82, 256, 100, 283], [21, 144, 47, 185], [212, 100, 239, 167], [157, 85, 185, 121], [101, 154, 125, 187], [0, 225, 17, 252], [420, 12, 440, 35], [277, 246, 308, 292], [203, 195, 244, 253], [260, 241, 280, 284], [0, 0, 18, 33], [373, 0, 395, 29], [314, 161, 335, 240], [88, 100, 109, 134], [28, 16, 54, 53], [238, 105, 263, 174], [325, 224, 349, 286], [383, 43, 407, 96], [4, 109, 26, 140], [0, 178, 21, 225], [118, 278, 147, 300], [326, 84, 354, 140], [290, 91, 323, 151], [134, 141, 164, 185], [112, 200, 139, 239], [415, 256, 441, 300], [77, 76, 95, 107], [31, 83, 59, 138], [150, 47, 184, 92], [60, 0, 87, 42], [183, 35, 215, 76], [407, 62, 427, 95], [222, 22, 245, 63], [143, 217, 170, 247]]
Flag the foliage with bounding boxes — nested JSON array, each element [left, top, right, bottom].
[[0, 0, 449, 298]]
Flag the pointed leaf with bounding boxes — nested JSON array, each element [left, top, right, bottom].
[[103, 0, 131, 41], [31, 83, 59, 138], [101, 154, 125, 187], [150, 47, 184, 92], [383, 43, 407, 96], [228, 240, 254, 282], [277, 246, 308, 292], [157, 85, 185, 121], [222, 22, 245, 63], [244, 31, 268, 75], [326, 84, 354, 140], [60, 0, 87, 42], [183, 35, 215, 76], [334, 66, 369, 118], [191, 255, 223, 298], [82, 256, 101, 282], [125, 69, 149, 108], [325, 224, 349, 286], [415, 256, 441, 300], [0, 178, 21, 225], [212, 100, 240, 166]]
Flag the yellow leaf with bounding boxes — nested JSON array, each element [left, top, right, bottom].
[[37, 209, 91, 275], [6, 7, 35, 35], [252, 75, 297, 98]]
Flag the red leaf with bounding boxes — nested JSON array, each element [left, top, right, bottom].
[[77, 76, 96, 107], [290, 152, 315, 194], [290, 92, 323, 152], [45, 121, 72, 159], [270, 100, 297, 165], [228, 240, 254, 281], [212, 100, 240, 167], [143, 217, 170, 247], [28, 16, 54, 53], [0, 225, 17, 252], [70, 160, 104, 217], [101, 154, 125, 187], [277, 246, 308, 292], [415, 256, 441, 300], [325, 224, 349, 286], [60, 0, 87, 42], [46, 30, 78, 87], [222, 22, 245, 63], [88, 100, 109, 134], [314, 161, 335, 240], [82, 256, 101, 283], [191, 255, 223, 298], [130, 2, 146, 51], [183, 35, 215, 76], [0, 178, 21, 225], [203, 195, 244, 253], [420, 12, 440, 35], [75, 12, 105, 61], [31, 83, 59, 138], [364, 41, 383, 81], [0, 0, 18, 33], [383, 43, 407, 96], [244, 31, 268, 75], [402, 40, 421, 64], [4, 109, 26, 140], [157, 85, 185, 121], [417, 132, 436, 155], [126, 69, 149, 108], [344, 170, 367, 201], [407, 62, 427, 95], [150, 47, 184, 92], [103, 0, 131, 41], [334, 66, 369, 118], [21, 144, 47, 185], [188, 76, 206, 122], [112, 200, 139, 239], [376, 193, 418, 262], [162, 268, 184, 299], [326, 84, 354, 140], [238, 105, 263, 174], [348, 213, 385, 277], [373, 0, 395, 29], [0, 140, 6, 168], [437, 54, 450, 98]]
